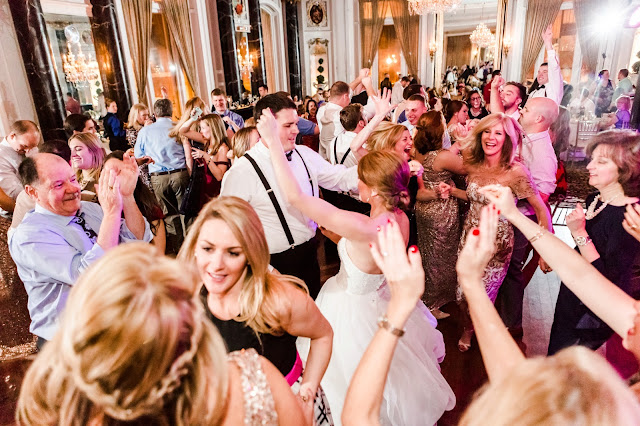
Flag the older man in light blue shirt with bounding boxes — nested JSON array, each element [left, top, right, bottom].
[[134, 98, 189, 253], [9, 153, 152, 346]]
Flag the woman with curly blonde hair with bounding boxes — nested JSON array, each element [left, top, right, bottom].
[[16, 243, 307, 425], [178, 196, 334, 424], [68, 132, 105, 202]]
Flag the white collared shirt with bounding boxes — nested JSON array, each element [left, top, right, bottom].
[[330, 131, 358, 168], [0, 138, 37, 218], [518, 130, 557, 214], [220, 142, 358, 253], [317, 102, 344, 160], [528, 50, 563, 106]]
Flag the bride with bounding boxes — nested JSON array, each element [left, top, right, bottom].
[[257, 110, 455, 425]]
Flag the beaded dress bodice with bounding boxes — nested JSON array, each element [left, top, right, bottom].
[[334, 238, 386, 296]]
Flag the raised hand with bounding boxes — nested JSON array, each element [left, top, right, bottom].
[[370, 219, 424, 312], [359, 68, 370, 79], [566, 203, 587, 236], [372, 87, 395, 117], [97, 168, 123, 217], [479, 184, 518, 220], [457, 204, 498, 285], [623, 204, 640, 243], [118, 150, 140, 198], [541, 24, 553, 50], [256, 108, 281, 149], [491, 75, 505, 89]]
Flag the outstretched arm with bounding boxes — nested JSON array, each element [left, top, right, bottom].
[[542, 24, 563, 106], [257, 110, 379, 243], [489, 75, 505, 114], [457, 205, 525, 383], [350, 88, 395, 160]]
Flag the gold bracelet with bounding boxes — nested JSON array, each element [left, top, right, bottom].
[[528, 226, 546, 243], [377, 316, 405, 337]]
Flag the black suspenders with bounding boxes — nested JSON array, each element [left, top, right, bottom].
[[333, 135, 351, 165], [244, 149, 313, 249]]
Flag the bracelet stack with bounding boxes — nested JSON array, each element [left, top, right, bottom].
[[377, 316, 405, 337], [528, 226, 547, 243]]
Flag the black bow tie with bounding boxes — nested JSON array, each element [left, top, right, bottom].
[[285, 150, 293, 161], [538, 85, 545, 89]]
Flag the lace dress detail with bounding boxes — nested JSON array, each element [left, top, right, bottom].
[[299, 238, 456, 425], [415, 150, 460, 309], [458, 171, 537, 302], [228, 348, 278, 426]]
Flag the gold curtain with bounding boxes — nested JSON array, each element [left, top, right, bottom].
[[389, 0, 419, 77], [261, 10, 276, 93], [520, 0, 562, 81], [161, 0, 200, 94], [573, 0, 600, 73], [121, 0, 153, 102], [360, 0, 389, 68]]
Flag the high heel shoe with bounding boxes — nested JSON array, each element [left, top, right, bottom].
[[458, 329, 473, 352]]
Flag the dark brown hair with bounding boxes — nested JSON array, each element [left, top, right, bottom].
[[339, 104, 364, 132], [586, 130, 640, 197], [413, 111, 445, 154]]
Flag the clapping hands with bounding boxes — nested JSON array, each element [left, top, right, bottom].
[[97, 168, 123, 216], [118, 150, 140, 198]]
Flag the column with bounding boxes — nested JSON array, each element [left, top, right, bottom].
[[434, 12, 444, 88], [7, 0, 66, 140], [285, 0, 303, 99], [216, 0, 243, 100], [247, 0, 266, 95], [89, 0, 132, 122]]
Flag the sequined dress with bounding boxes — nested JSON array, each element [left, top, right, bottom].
[[298, 238, 456, 426], [415, 150, 460, 309], [458, 173, 537, 302], [228, 348, 279, 425]]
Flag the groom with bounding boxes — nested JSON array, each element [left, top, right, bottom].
[[220, 94, 359, 298]]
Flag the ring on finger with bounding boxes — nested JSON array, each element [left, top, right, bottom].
[[301, 395, 308, 403]]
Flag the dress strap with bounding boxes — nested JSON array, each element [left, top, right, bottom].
[[228, 349, 278, 426], [244, 153, 295, 248]]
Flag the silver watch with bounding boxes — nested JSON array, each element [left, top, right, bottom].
[[573, 235, 592, 246]]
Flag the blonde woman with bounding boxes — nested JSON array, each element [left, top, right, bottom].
[[177, 196, 334, 425], [228, 126, 259, 164], [168, 96, 206, 140], [125, 103, 154, 189], [259, 108, 455, 425], [68, 132, 105, 202], [16, 243, 308, 425], [179, 113, 231, 200]]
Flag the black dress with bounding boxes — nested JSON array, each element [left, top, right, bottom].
[[200, 288, 297, 376], [548, 193, 640, 354], [468, 107, 489, 120]]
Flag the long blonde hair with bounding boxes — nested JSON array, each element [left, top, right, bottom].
[[199, 114, 229, 156], [231, 126, 257, 159], [17, 243, 229, 425], [461, 113, 523, 168], [367, 121, 408, 152], [169, 97, 206, 138], [68, 132, 104, 183], [460, 346, 640, 426], [126, 103, 149, 131], [178, 196, 308, 335]]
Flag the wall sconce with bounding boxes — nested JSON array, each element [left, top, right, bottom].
[[471, 48, 478, 58], [503, 38, 512, 57], [429, 41, 437, 61]]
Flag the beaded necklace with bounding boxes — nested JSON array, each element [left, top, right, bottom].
[[585, 193, 622, 220]]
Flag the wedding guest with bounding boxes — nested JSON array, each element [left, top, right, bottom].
[[548, 130, 640, 355], [125, 103, 154, 190], [595, 70, 616, 117], [63, 113, 96, 137], [64, 92, 81, 115], [103, 98, 128, 152], [301, 99, 320, 151], [568, 88, 596, 117], [17, 243, 308, 425], [454, 204, 640, 425], [220, 94, 358, 298], [211, 88, 245, 134], [400, 94, 428, 133], [9, 152, 151, 348], [68, 132, 105, 203], [178, 196, 333, 424], [413, 111, 465, 318], [467, 89, 489, 120], [452, 114, 547, 352], [229, 126, 259, 164], [612, 68, 633, 103], [444, 100, 469, 143], [527, 25, 563, 106], [169, 96, 207, 143]]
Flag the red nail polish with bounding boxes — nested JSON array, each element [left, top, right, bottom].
[[410, 245, 418, 253], [472, 229, 480, 236], [492, 204, 496, 210], [387, 218, 392, 224], [497, 210, 501, 215], [369, 243, 372, 248], [377, 226, 381, 232]]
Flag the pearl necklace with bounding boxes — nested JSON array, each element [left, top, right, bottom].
[[585, 193, 621, 220]]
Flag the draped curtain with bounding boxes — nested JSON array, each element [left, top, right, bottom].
[[161, 0, 200, 94], [573, 0, 600, 74], [261, 10, 277, 94], [120, 0, 152, 102], [389, 0, 419, 77], [520, 0, 563, 81], [360, 0, 389, 68]]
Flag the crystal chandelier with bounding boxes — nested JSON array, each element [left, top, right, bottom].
[[63, 42, 100, 85], [408, 0, 461, 15], [470, 23, 495, 48], [237, 40, 254, 76]]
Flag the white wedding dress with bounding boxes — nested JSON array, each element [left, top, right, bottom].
[[298, 238, 456, 426]]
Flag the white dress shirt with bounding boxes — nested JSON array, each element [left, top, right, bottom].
[[391, 81, 405, 106], [317, 102, 344, 160], [517, 130, 557, 215], [0, 139, 36, 218], [506, 109, 521, 122], [330, 131, 358, 168], [220, 142, 358, 253], [528, 50, 564, 107]]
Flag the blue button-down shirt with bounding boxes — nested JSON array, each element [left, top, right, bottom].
[[214, 109, 245, 131], [134, 117, 186, 173], [8, 201, 153, 340]]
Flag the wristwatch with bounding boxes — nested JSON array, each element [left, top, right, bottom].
[[573, 235, 593, 246]]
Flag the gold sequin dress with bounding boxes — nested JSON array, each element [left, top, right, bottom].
[[0, 216, 36, 360], [458, 172, 537, 302], [415, 150, 460, 310]]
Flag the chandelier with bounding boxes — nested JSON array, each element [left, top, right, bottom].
[[408, 0, 461, 15], [470, 23, 495, 48], [237, 40, 254, 76], [63, 42, 100, 85]]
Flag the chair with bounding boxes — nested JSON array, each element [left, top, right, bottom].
[[568, 119, 599, 163]]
